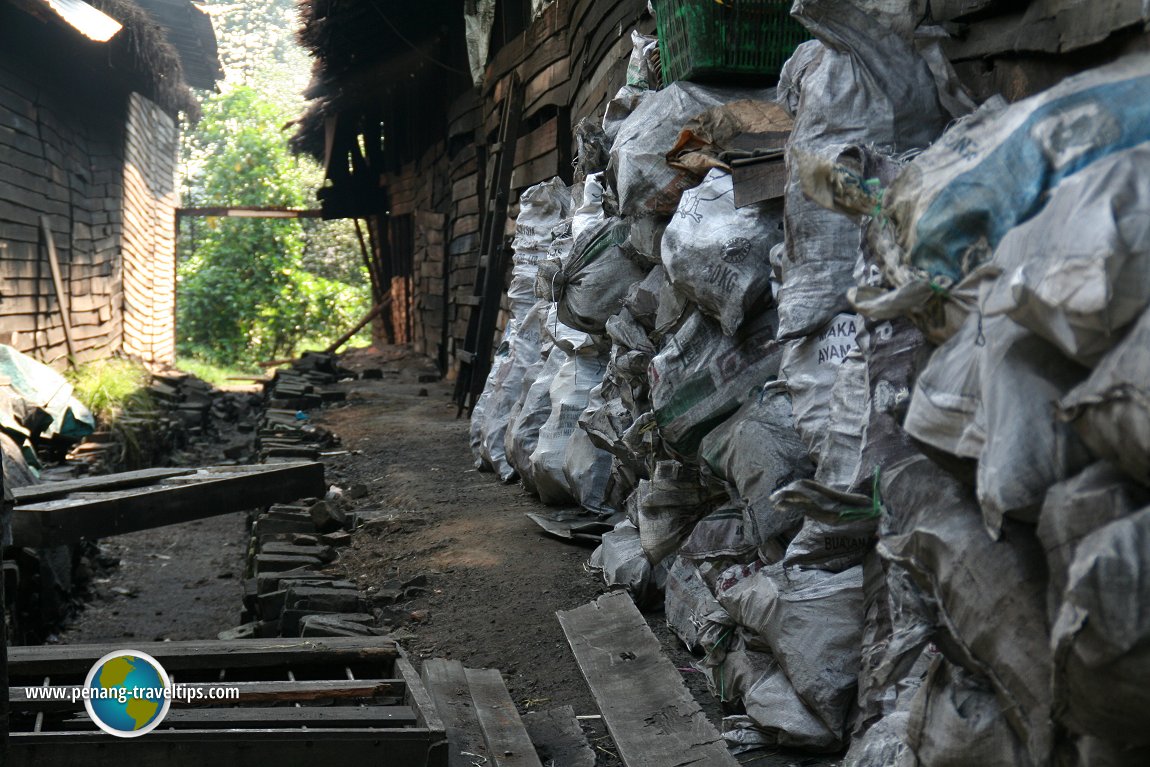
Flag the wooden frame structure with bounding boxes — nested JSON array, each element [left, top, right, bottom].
[[4, 636, 447, 766]]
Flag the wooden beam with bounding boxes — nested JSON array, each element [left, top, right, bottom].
[[421, 659, 488, 767], [325, 297, 392, 354], [522, 706, 595, 767], [11, 467, 197, 504], [10, 462, 327, 547], [175, 207, 326, 219], [557, 592, 739, 767], [7, 636, 398, 679], [9, 679, 404, 711]]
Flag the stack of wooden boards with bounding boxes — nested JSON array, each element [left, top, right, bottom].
[[421, 590, 741, 767], [420, 658, 594, 767]]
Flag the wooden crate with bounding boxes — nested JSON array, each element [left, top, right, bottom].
[[5, 637, 447, 767]]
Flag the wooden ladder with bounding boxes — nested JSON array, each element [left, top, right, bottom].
[[453, 75, 525, 417]]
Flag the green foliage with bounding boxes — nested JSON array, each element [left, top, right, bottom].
[[66, 357, 154, 422], [198, 0, 301, 88], [174, 356, 259, 387], [177, 71, 370, 365]]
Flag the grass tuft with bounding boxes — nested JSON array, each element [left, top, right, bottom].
[[65, 357, 154, 422], [174, 356, 261, 387]]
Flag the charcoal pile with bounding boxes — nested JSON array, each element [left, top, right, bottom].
[[469, 1, 1150, 764], [256, 351, 353, 462], [224, 498, 384, 640], [63, 367, 263, 475], [263, 351, 354, 410]]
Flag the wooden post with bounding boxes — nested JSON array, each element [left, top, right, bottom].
[[1, 464, 9, 760], [39, 216, 76, 363]]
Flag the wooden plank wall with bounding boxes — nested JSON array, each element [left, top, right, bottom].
[[384, 138, 451, 361], [418, 0, 650, 378], [121, 93, 179, 365], [444, 91, 482, 377], [934, 0, 1150, 102], [0, 60, 128, 368], [415, 0, 1143, 379]]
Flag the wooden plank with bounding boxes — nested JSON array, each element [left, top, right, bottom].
[[39, 216, 75, 361], [397, 655, 448, 740], [56, 706, 417, 729], [511, 149, 559, 190], [9, 679, 404, 712], [556, 592, 738, 767], [513, 118, 557, 167], [11, 461, 327, 547], [6, 637, 397, 679], [176, 207, 325, 219], [421, 659, 488, 767], [942, 0, 1148, 60], [6, 728, 442, 767], [732, 156, 787, 207], [523, 706, 595, 767], [11, 468, 197, 503], [465, 668, 543, 767]]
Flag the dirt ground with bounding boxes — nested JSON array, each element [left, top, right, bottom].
[[59, 346, 837, 766], [58, 513, 247, 644]]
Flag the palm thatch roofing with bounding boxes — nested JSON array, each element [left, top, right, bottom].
[[133, 0, 223, 91], [88, 0, 200, 116], [10, 0, 208, 117], [291, 0, 470, 162]]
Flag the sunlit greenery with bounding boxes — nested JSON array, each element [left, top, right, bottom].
[[174, 355, 261, 387], [66, 357, 154, 422], [177, 0, 370, 366]]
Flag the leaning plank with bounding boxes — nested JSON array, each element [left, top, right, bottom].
[[557, 592, 739, 767], [11, 467, 197, 503], [465, 667, 543, 767], [523, 706, 595, 767], [7, 636, 397, 679], [421, 659, 488, 767], [11, 461, 326, 547], [40, 216, 75, 360]]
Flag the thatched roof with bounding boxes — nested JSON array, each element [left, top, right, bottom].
[[12, 0, 207, 117], [291, 0, 470, 161], [88, 0, 200, 117], [133, 0, 223, 91]]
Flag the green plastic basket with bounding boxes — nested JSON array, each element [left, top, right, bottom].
[[654, 0, 810, 84]]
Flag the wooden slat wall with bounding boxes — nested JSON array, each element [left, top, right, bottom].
[[386, 0, 649, 377], [121, 92, 179, 364], [381, 139, 452, 363], [935, 0, 1150, 102], [0, 60, 128, 368], [445, 91, 482, 376]]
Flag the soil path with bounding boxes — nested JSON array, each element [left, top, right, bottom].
[[58, 348, 828, 766]]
